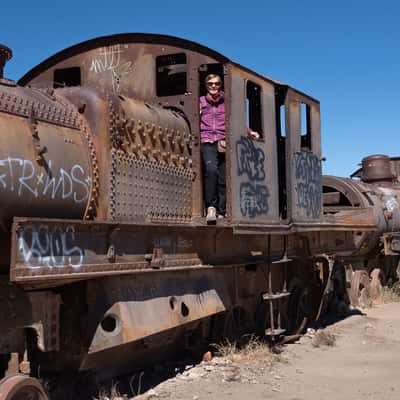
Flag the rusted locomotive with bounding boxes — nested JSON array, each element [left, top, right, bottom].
[[0, 34, 398, 399]]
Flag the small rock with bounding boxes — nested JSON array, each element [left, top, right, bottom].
[[193, 396, 199, 400], [202, 351, 213, 362], [272, 387, 281, 392], [306, 328, 316, 337], [295, 368, 303, 374], [185, 365, 194, 370]]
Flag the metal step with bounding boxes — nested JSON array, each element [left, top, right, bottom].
[[272, 256, 293, 264], [265, 328, 286, 336], [262, 291, 291, 301]]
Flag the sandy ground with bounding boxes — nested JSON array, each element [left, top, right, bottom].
[[131, 302, 400, 400]]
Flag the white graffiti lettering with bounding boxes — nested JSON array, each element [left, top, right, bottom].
[[0, 158, 90, 204], [18, 224, 84, 269], [90, 45, 123, 74], [89, 45, 133, 93]]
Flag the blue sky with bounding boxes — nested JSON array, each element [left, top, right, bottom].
[[1, 0, 399, 177]]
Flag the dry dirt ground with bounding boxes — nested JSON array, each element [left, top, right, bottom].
[[118, 302, 400, 400]]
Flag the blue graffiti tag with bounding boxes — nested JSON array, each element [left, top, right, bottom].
[[236, 137, 265, 181], [240, 183, 269, 218], [294, 152, 322, 219]]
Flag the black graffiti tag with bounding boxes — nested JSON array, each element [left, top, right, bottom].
[[236, 137, 265, 181], [240, 183, 269, 218], [294, 152, 322, 219]]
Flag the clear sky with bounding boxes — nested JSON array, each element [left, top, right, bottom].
[[1, 0, 399, 177]]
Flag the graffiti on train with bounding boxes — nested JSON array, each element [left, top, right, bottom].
[[0, 158, 90, 203], [236, 136, 265, 181], [240, 183, 269, 218], [17, 224, 84, 268], [294, 151, 322, 218], [236, 137, 268, 218], [89, 45, 133, 93]]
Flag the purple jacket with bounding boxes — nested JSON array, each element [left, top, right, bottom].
[[200, 93, 226, 143]]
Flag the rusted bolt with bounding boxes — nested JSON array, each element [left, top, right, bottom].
[[78, 102, 86, 114]]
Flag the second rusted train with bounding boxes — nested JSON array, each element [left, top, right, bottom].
[[0, 34, 398, 399]]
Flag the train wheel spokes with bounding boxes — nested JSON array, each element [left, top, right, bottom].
[[370, 268, 386, 302], [287, 279, 314, 334], [0, 374, 48, 400], [349, 270, 370, 308]]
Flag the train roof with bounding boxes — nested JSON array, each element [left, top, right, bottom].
[[18, 32, 318, 103]]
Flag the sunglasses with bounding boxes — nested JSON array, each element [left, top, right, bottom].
[[207, 81, 222, 87]]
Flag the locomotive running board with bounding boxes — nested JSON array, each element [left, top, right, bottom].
[[233, 207, 376, 235], [10, 217, 207, 287]]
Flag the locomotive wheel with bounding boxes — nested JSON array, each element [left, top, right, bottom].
[[287, 278, 318, 334], [369, 268, 386, 302], [0, 374, 48, 400], [349, 270, 370, 308]]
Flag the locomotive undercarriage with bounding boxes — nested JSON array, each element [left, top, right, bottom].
[[0, 219, 363, 395], [0, 219, 397, 398]]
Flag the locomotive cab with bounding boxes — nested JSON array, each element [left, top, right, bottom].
[[197, 62, 323, 230], [226, 64, 323, 231]]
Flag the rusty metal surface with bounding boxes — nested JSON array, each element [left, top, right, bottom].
[[285, 89, 322, 223], [0, 85, 81, 130], [361, 154, 395, 183], [10, 217, 279, 285], [229, 67, 279, 224], [10, 215, 378, 290], [27, 291, 62, 352], [12, 216, 318, 287], [10, 217, 206, 285], [381, 232, 400, 255], [349, 270, 370, 307], [111, 151, 192, 222], [0, 374, 48, 400], [323, 175, 400, 255], [83, 271, 229, 361], [108, 95, 193, 222], [0, 44, 12, 79], [0, 281, 31, 351], [0, 85, 95, 226]]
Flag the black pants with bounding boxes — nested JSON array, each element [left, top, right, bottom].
[[201, 142, 226, 215]]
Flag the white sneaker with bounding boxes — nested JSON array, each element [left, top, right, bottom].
[[206, 207, 217, 224]]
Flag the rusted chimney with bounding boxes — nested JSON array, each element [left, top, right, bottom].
[[361, 154, 395, 183], [0, 44, 12, 79]]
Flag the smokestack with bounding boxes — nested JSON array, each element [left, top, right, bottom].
[[0, 44, 12, 79]]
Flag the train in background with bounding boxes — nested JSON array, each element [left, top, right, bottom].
[[0, 33, 399, 399]]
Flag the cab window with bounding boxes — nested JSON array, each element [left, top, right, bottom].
[[156, 53, 187, 96]]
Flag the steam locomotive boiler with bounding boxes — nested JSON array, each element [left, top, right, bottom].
[[0, 34, 398, 399]]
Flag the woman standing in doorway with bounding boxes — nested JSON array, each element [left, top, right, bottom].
[[200, 74, 227, 224], [200, 74, 259, 224]]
